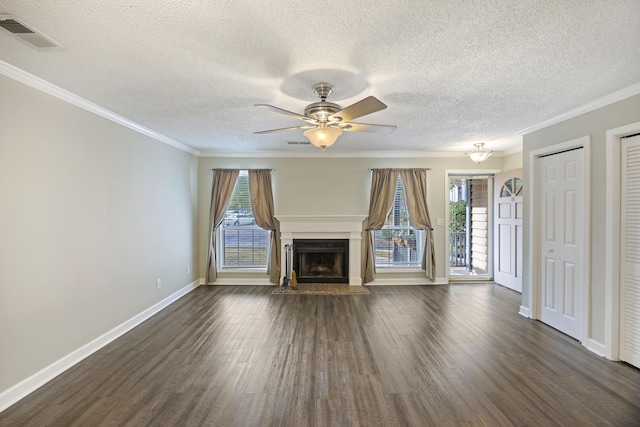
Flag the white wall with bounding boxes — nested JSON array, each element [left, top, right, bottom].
[[0, 74, 199, 395], [522, 94, 640, 345], [501, 151, 524, 171], [198, 154, 520, 281]]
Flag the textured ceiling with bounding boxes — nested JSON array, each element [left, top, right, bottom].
[[1, 0, 639, 155]]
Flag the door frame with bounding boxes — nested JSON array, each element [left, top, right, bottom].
[[605, 121, 640, 360], [526, 136, 591, 346], [444, 169, 500, 283]]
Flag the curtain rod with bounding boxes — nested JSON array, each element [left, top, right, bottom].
[[211, 168, 275, 171], [368, 168, 431, 171]]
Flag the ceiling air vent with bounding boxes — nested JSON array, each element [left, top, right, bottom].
[[0, 15, 61, 48], [287, 141, 311, 145]]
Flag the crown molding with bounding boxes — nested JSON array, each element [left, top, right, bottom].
[[518, 81, 640, 135], [0, 60, 529, 159], [0, 60, 200, 156], [198, 149, 517, 159]]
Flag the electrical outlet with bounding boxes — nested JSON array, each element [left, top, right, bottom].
[[156, 278, 161, 289], [437, 218, 445, 226]]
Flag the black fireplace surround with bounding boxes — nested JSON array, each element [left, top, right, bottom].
[[293, 239, 349, 283]]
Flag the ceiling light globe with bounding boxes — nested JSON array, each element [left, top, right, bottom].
[[304, 126, 343, 149], [465, 143, 492, 164]]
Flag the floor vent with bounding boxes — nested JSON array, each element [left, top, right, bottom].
[[0, 15, 61, 48]]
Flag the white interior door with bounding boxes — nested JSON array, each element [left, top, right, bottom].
[[494, 170, 523, 292], [620, 134, 640, 368], [539, 148, 584, 340]]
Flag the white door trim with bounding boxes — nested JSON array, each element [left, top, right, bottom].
[[444, 169, 501, 283], [526, 136, 591, 346], [605, 121, 640, 360]]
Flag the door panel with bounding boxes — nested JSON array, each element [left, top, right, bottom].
[[499, 203, 511, 218], [539, 149, 584, 340], [564, 190, 576, 244], [498, 224, 511, 274], [564, 262, 575, 317], [545, 258, 555, 308], [545, 191, 556, 241], [516, 224, 523, 278]]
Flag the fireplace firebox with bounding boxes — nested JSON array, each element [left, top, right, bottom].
[[293, 239, 349, 283]]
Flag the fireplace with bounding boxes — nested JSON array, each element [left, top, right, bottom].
[[294, 239, 349, 283], [276, 215, 367, 286]]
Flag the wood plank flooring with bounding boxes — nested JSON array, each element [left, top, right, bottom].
[[1, 284, 639, 426]]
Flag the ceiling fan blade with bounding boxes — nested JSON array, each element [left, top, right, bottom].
[[254, 125, 315, 134], [255, 104, 316, 123], [329, 96, 387, 122], [341, 122, 397, 134]]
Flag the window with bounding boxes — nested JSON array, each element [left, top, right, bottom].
[[500, 177, 523, 197], [373, 176, 424, 268], [220, 171, 269, 269]]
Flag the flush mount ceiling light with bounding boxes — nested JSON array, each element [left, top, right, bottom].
[[465, 142, 493, 164]]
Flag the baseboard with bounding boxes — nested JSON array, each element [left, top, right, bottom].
[[519, 305, 531, 318], [366, 277, 447, 285], [586, 338, 608, 358], [207, 277, 273, 286], [0, 279, 200, 414]]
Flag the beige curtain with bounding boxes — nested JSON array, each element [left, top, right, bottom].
[[206, 169, 239, 284], [363, 169, 399, 283], [249, 169, 281, 284], [399, 169, 436, 281]]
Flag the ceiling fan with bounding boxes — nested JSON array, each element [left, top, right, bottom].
[[254, 83, 396, 150]]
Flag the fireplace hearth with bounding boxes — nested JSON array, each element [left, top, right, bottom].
[[293, 239, 349, 283]]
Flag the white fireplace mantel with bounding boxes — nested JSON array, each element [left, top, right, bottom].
[[276, 215, 367, 286]]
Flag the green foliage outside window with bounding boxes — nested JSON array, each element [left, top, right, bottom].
[[228, 175, 252, 211], [450, 199, 466, 233]]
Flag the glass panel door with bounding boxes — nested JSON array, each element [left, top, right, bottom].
[[449, 175, 493, 280]]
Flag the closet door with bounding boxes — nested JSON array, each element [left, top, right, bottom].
[[539, 148, 584, 340], [620, 134, 640, 368]]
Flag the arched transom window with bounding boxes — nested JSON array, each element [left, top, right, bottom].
[[500, 177, 523, 197]]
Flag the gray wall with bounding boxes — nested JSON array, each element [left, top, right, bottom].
[[0, 74, 199, 393], [0, 68, 524, 399], [522, 94, 640, 344]]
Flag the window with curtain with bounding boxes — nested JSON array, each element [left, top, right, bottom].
[[220, 170, 269, 268], [373, 176, 424, 267]]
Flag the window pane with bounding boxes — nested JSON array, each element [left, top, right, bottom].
[[221, 171, 269, 268], [514, 178, 523, 196], [501, 179, 513, 197], [374, 176, 424, 268]]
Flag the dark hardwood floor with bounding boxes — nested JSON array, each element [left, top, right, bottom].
[[1, 284, 639, 426]]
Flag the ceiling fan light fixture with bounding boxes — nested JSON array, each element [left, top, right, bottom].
[[304, 126, 343, 149], [465, 142, 492, 164], [255, 82, 395, 147]]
